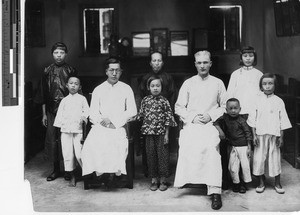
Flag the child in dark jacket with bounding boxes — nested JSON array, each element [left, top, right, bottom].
[[214, 98, 252, 193]]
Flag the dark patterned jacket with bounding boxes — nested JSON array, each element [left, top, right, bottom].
[[34, 62, 78, 114]]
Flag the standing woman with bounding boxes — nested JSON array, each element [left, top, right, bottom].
[[227, 46, 263, 116]]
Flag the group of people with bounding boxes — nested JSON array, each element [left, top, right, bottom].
[[35, 42, 292, 210]]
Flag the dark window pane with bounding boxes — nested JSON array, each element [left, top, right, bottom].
[[85, 10, 100, 54]]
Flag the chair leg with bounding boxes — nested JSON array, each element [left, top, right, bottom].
[[126, 138, 134, 189]]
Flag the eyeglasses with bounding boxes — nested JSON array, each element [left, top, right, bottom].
[[107, 68, 122, 74]]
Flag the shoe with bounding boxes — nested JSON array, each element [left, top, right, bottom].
[[150, 182, 159, 191], [106, 175, 116, 188], [64, 172, 71, 181], [211, 194, 222, 210], [159, 182, 168, 191], [255, 186, 265, 193], [222, 182, 229, 190], [232, 183, 240, 192], [68, 176, 76, 187], [239, 184, 247, 193], [46, 171, 60, 181], [274, 186, 285, 194]]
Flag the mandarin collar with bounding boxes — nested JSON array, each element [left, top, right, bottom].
[[105, 80, 120, 87], [263, 93, 275, 98], [54, 62, 66, 67], [242, 66, 253, 70], [69, 93, 79, 97], [197, 74, 210, 81], [149, 94, 162, 99]]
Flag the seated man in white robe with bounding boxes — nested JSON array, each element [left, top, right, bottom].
[[174, 51, 227, 210], [81, 57, 137, 187]]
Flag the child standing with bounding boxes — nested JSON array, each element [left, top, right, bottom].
[[54, 76, 89, 186], [247, 73, 292, 194], [214, 98, 253, 193], [223, 46, 263, 189], [137, 75, 177, 191], [34, 42, 79, 181], [227, 46, 263, 116]]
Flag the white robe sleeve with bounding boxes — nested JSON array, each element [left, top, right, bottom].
[[53, 98, 65, 128], [175, 81, 198, 124], [207, 80, 227, 122], [81, 96, 90, 123], [247, 99, 257, 128], [226, 71, 238, 100], [110, 86, 137, 128], [279, 100, 292, 131], [89, 88, 104, 125]]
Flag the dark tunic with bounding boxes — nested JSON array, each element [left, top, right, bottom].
[[35, 62, 78, 114], [214, 113, 252, 147]]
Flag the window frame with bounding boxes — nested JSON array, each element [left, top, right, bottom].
[[208, 4, 243, 53], [79, 3, 119, 57], [273, 0, 300, 37]]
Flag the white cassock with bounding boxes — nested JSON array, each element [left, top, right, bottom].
[[174, 75, 227, 188], [226, 67, 263, 115], [81, 81, 137, 176]]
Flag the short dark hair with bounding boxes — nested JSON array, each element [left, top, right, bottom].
[[259, 73, 277, 91], [226, 98, 240, 106], [51, 42, 68, 54], [105, 57, 122, 70], [67, 76, 81, 85], [239, 46, 257, 66], [146, 75, 163, 91]]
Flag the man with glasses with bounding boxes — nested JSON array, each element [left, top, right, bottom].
[[174, 51, 227, 210], [81, 57, 137, 187]]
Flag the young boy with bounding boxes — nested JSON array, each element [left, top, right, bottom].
[[214, 98, 252, 193], [34, 42, 78, 181], [54, 76, 89, 186]]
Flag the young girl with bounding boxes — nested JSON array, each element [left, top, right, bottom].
[[247, 73, 292, 194], [227, 46, 263, 116], [137, 75, 177, 191], [54, 76, 89, 186]]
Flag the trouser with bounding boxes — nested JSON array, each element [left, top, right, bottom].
[[145, 135, 169, 178], [228, 146, 252, 184], [207, 185, 222, 195], [61, 133, 83, 171], [253, 134, 281, 177]]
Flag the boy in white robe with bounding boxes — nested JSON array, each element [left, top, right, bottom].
[[54, 76, 89, 186]]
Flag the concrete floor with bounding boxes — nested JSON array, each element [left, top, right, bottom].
[[24, 151, 300, 213]]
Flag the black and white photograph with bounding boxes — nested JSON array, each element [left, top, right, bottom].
[[1, 0, 300, 214]]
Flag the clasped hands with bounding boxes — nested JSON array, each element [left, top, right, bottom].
[[192, 113, 211, 124], [100, 118, 116, 129]]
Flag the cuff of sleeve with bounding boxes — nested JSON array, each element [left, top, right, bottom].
[[110, 118, 126, 129], [186, 112, 198, 124]]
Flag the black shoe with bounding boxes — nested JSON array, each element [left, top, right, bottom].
[[46, 171, 60, 181], [211, 194, 222, 210], [232, 183, 240, 192], [64, 172, 71, 181], [106, 175, 116, 188], [222, 182, 229, 190], [239, 184, 247, 193]]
